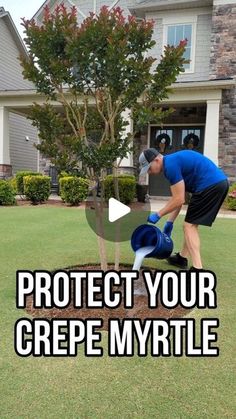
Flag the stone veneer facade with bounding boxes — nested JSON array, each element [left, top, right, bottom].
[[0, 164, 12, 178], [210, 2, 236, 182]]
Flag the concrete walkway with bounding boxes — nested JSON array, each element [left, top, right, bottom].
[[148, 197, 236, 220]]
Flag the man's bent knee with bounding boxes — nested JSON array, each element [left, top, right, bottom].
[[183, 221, 198, 232]]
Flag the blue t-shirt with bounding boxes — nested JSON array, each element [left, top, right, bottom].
[[163, 150, 227, 193]]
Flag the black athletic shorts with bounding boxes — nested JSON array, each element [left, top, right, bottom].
[[185, 179, 229, 226]]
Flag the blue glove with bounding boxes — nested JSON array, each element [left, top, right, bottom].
[[147, 212, 161, 224], [163, 221, 173, 237]]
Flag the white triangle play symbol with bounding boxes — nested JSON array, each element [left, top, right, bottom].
[[108, 198, 131, 223]]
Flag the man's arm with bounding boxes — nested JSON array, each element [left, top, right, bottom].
[[158, 180, 185, 218], [166, 206, 182, 222]]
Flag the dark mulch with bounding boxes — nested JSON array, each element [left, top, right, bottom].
[[25, 264, 192, 331], [16, 198, 64, 207], [16, 198, 147, 210]]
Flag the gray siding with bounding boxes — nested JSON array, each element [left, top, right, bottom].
[[150, 13, 212, 82], [9, 113, 38, 174], [0, 17, 34, 91], [152, 18, 163, 65]]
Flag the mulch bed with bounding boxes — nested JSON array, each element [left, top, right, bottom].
[[16, 198, 147, 210], [25, 264, 192, 331], [16, 198, 64, 207]]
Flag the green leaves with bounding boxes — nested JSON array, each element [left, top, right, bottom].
[[148, 42, 188, 103], [79, 139, 130, 176], [21, 5, 187, 177], [21, 6, 77, 97]]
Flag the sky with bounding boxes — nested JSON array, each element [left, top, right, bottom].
[[1, 0, 45, 39]]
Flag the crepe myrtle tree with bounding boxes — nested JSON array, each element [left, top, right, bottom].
[[20, 4, 187, 270]]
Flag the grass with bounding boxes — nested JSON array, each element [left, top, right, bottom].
[[0, 205, 236, 418]]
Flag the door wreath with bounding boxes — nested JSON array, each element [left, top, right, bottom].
[[156, 133, 171, 153], [183, 133, 199, 150]]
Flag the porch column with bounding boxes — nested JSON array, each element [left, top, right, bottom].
[[0, 106, 12, 178], [119, 108, 133, 172], [204, 99, 220, 165]]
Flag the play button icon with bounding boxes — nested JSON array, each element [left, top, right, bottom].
[[108, 198, 131, 222], [85, 191, 151, 243]]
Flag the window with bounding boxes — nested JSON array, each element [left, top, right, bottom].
[[163, 17, 197, 73], [167, 24, 192, 70]]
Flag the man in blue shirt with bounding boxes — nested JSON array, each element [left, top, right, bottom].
[[139, 148, 229, 271]]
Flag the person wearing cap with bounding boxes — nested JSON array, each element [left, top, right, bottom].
[[139, 148, 229, 271]]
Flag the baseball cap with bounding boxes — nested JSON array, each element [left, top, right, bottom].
[[139, 148, 159, 175]]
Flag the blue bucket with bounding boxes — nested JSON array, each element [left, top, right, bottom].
[[131, 224, 173, 260]]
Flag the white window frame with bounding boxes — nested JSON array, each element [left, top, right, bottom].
[[163, 16, 197, 74]]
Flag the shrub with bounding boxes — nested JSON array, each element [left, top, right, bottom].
[[23, 175, 51, 204], [225, 182, 236, 210], [58, 171, 70, 180], [16, 171, 40, 194], [59, 176, 89, 205], [58, 168, 86, 179], [0, 180, 16, 205], [8, 177, 17, 194], [104, 175, 136, 204]]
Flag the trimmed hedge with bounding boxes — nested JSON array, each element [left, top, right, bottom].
[[59, 176, 89, 205], [23, 175, 51, 204], [16, 171, 40, 194], [225, 182, 236, 210], [104, 175, 136, 204], [0, 180, 16, 205], [8, 177, 17, 194]]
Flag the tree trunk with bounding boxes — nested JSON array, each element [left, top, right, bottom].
[[113, 163, 121, 271], [92, 188, 108, 271], [114, 220, 121, 271]]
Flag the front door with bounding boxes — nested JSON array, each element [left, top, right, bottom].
[[149, 126, 205, 196]]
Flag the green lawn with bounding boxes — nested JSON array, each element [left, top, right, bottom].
[[0, 206, 235, 418]]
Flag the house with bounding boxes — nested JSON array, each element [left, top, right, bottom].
[[0, 7, 38, 177], [128, 0, 236, 195], [0, 1, 235, 197]]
